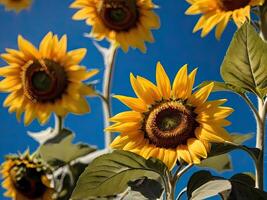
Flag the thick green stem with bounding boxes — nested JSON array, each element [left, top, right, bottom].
[[255, 98, 266, 189], [54, 114, 64, 134], [102, 44, 118, 149], [165, 170, 175, 200], [166, 185, 175, 200], [256, 4, 267, 189], [165, 164, 193, 200]]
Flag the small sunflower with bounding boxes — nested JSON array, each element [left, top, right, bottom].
[[0, 0, 32, 12], [106, 62, 233, 169], [0, 32, 98, 125], [1, 152, 54, 200], [185, 0, 264, 39], [70, 0, 160, 53]]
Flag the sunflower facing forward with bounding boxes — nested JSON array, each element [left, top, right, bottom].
[[70, 0, 160, 53], [106, 62, 233, 169], [0, 0, 32, 12], [1, 152, 54, 200], [185, 0, 264, 39], [0, 32, 98, 125]]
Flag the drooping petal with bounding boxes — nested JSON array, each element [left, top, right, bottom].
[[177, 145, 192, 164]]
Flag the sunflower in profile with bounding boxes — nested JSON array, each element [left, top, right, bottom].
[[1, 151, 54, 200], [0, 0, 32, 12], [185, 0, 264, 39], [0, 32, 98, 125], [70, 0, 160, 53], [106, 62, 233, 169]]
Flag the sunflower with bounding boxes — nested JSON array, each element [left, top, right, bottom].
[[106, 62, 233, 169], [0, 32, 98, 125], [70, 0, 160, 53], [1, 152, 54, 200], [0, 0, 32, 12], [185, 0, 264, 39]]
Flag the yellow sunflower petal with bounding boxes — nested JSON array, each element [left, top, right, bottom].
[[109, 111, 142, 123], [177, 145, 192, 164], [130, 73, 155, 105], [187, 138, 208, 159], [162, 149, 178, 170], [195, 125, 232, 143], [137, 75, 161, 101], [105, 122, 141, 133], [188, 82, 214, 106], [156, 62, 171, 99], [114, 95, 148, 112], [18, 35, 40, 59], [172, 64, 188, 100]]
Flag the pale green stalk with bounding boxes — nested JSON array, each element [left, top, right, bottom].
[[165, 164, 193, 200], [102, 44, 118, 149], [54, 114, 64, 134]]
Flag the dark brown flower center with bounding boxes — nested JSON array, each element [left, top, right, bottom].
[[99, 0, 138, 31], [10, 0, 23, 2], [219, 0, 250, 11], [10, 164, 47, 198], [23, 59, 68, 103], [144, 101, 198, 149]]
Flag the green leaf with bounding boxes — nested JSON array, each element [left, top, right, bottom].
[[38, 130, 96, 167], [71, 150, 169, 200], [221, 22, 267, 98], [230, 173, 255, 188], [55, 163, 89, 200], [197, 81, 246, 94], [231, 133, 254, 144], [187, 171, 267, 200], [127, 177, 164, 200], [208, 143, 260, 162], [198, 133, 253, 172], [207, 133, 258, 158], [198, 154, 232, 172], [28, 127, 73, 145], [187, 171, 231, 200], [229, 181, 267, 200]]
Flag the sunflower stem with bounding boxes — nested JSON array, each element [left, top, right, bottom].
[[256, 4, 267, 190], [172, 164, 193, 184], [255, 97, 266, 190], [239, 93, 261, 122], [54, 114, 64, 134], [102, 43, 118, 149], [165, 170, 175, 200], [165, 164, 193, 200]]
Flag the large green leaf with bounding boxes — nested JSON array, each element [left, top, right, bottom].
[[28, 127, 73, 145], [198, 133, 254, 172], [197, 81, 246, 94], [221, 23, 267, 98], [38, 130, 96, 167], [208, 133, 254, 157], [198, 154, 232, 172], [187, 171, 231, 200], [187, 171, 267, 200], [211, 133, 259, 159], [55, 163, 89, 200], [127, 177, 164, 200], [71, 150, 168, 200]]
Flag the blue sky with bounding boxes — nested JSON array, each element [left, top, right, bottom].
[[0, 0, 266, 199]]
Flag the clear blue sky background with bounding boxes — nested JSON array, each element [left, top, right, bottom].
[[0, 0, 266, 199]]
